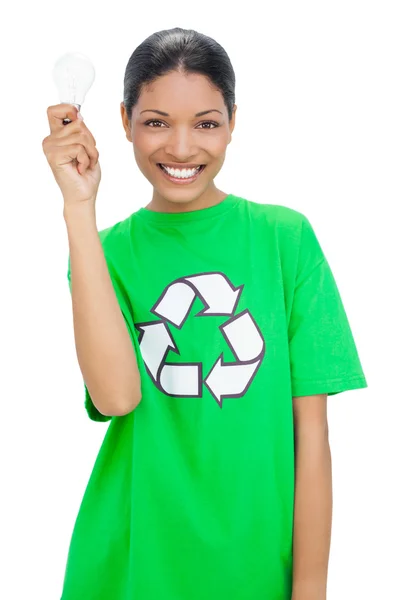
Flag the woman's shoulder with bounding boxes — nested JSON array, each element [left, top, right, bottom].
[[97, 215, 132, 244], [94, 216, 134, 267], [240, 195, 309, 229]]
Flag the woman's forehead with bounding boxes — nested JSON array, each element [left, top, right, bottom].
[[136, 73, 225, 112]]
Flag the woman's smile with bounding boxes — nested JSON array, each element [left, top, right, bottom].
[[157, 162, 206, 184]]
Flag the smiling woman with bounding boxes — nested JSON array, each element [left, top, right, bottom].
[[61, 26, 368, 600], [119, 29, 236, 213]]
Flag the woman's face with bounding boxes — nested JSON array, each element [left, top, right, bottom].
[[121, 70, 236, 209]]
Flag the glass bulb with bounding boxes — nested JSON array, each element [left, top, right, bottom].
[[52, 52, 95, 124]]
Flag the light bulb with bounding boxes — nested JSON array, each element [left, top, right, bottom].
[[52, 52, 95, 125]]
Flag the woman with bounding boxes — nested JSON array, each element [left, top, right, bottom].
[[46, 27, 368, 600]]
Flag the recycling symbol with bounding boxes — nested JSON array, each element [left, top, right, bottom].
[[134, 272, 265, 408]]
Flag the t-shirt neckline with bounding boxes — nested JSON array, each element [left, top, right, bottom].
[[135, 193, 240, 224]]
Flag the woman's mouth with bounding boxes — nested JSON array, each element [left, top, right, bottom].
[[157, 163, 206, 184]]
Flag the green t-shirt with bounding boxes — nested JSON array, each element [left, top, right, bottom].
[[62, 193, 367, 600]]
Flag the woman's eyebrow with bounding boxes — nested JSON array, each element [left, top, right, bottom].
[[140, 109, 223, 117]]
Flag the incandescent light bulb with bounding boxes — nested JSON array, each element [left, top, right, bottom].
[[52, 52, 95, 125]]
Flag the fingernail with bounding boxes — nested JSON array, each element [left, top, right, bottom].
[[77, 112, 84, 121]]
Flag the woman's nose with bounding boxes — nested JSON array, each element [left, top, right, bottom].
[[165, 128, 197, 157]]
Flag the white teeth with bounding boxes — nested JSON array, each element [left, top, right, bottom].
[[160, 164, 202, 179]]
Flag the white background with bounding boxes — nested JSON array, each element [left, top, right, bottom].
[[1, 1, 398, 598]]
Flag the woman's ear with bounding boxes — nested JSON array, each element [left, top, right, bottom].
[[229, 104, 237, 143], [120, 102, 132, 142]]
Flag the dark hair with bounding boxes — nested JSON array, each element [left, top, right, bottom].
[[123, 27, 236, 123]]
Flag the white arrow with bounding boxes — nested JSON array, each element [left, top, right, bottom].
[[152, 282, 196, 327], [136, 322, 177, 381], [204, 356, 262, 407], [222, 311, 265, 361], [184, 273, 242, 315], [160, 363, 202, 396]]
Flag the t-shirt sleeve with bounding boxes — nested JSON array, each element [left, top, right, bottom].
[[67, 252, 140, 422], [288, 215, 368, 397]]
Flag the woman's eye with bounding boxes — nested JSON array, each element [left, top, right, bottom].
[[146, 120, 164, 127], [144, 120, 219, 129], [198, 121, 219, 129]]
